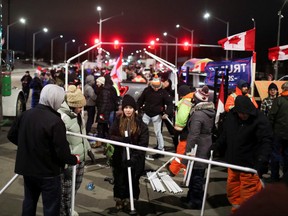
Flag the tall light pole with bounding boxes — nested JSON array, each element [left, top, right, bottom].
[[204, 12, 229, 60], [50, 34, 63, 66], [78, 43, 87, 63], [275, 0, 288, 80], [6, 17, 26, 51], [176, 24, 194, 59], [96, 6, 123, 67], [156, 37, 168, 60], [64, 39, 75, 63], [32, 27, 48, 68], [163, 32, 178, 67]]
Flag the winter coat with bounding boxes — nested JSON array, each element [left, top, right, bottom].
[[110, 115, 149, 176], [137, 86, 173, 117], [224, 86, 258, 112], [84, 75, 97, 106], [21, 74, 32, 90], [29, 76, 43, 108], [269, 91, 288, 140], [7, 104, 77, 177], [186, 102, 215, 169], [216, 107, 273, 169], [58, 102, 91, 162], [96, 85, 117, 123]]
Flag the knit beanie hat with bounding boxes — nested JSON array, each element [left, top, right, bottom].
[[150, 74, 162, 89], [66, 85, 86, 108], [96, 77, 105, 85], [234, 95, 256, 116], [178, 85, 191, 97], [237, 79, 249, 88], [194, 86, 209, 102], [268, 82, 278, 91], [122, 94, 137, 110]]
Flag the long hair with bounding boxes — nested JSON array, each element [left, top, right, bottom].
[[119, 111, 138, 137]]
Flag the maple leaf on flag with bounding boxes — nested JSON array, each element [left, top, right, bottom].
[[228, 36, 241, 45], [268, 45, 288, 61], [282, 48, 288, 55], [218, 28, 255, 51]]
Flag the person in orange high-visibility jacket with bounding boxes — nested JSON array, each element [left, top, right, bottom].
[[214, 96, 272, 213], [167, 85, 194, 176], [225, 79, 258, 112]]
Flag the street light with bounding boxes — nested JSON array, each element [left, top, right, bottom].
[[275, 0, 288, 80], [32, 27, 48, 68], [64, 39, 76, 63], [96, 6, 123, 67], [50, 35, 63, 66], [156, 37, 168, 60], [176, 24, 194, 59], [6, 17, 26, 51], [78, 43, 87, 63], [163, 32, 178, 67], [203, 12, 229, 60]]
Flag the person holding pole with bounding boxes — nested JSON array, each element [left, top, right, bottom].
[[181, 86, 215, 210], [7, 84, 80, 216], [109, 94, 149, 212], [58, 85, 95, 216]]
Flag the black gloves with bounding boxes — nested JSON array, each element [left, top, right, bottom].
[[255, 159, 268, 178], [207, 143, 217, 158], [123, 137, 131, 143], [122, 159, 134, 168]]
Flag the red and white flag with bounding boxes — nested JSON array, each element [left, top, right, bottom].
[[110, 48, 123, 84], [268, 45, 288, 61], [215, 75, 225, 128], [218, 28, 255, 51]]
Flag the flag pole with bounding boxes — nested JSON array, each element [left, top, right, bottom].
[[251, 52, 256, 97]]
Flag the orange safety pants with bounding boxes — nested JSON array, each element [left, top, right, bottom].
[[227, 168, 263, 213], [169, 140, 187, 176]]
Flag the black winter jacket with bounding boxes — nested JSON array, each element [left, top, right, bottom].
[[109, 115, 149, 176], [216, 108, 273, 169], [7, 104, 77, 177], [137, 86, 173, 117]]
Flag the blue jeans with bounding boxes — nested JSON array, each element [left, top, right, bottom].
[[22, 175, 62, 216], [142, 113, 164, 150]]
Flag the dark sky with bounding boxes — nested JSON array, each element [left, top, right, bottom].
[[3, 0, 288, 73]]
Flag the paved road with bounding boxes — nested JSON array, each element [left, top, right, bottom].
[[0, 68, 231, 216]]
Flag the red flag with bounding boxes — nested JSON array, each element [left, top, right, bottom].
[[268, 45, 288, 61], [215, 75, 225, 128], [110, 48, 123, 84], [218, 28, 255, 51]]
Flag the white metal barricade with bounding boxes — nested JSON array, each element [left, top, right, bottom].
[[1, 131, 260, 216]]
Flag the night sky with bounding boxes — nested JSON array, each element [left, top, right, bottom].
[[2, 0, 288, 75]]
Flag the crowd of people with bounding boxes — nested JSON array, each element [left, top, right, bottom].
[[11, 63, 288, 215]]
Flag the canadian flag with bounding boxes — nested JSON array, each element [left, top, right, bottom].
[[110, 48, 123, 84], [268, 45, 288, 61], [218, 28, 255, 51], [215, 75, 225, 128]]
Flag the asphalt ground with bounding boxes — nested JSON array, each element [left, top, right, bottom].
[[0, 68, 231, 216]]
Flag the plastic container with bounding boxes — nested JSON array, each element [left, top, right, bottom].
[[2, 72, 11, 96], [86, 182, 95, 191]]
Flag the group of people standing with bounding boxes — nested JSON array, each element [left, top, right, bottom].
[[10, 67, 288, 215]]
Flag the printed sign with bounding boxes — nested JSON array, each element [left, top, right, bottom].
[[204, 57, 252, 90]]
